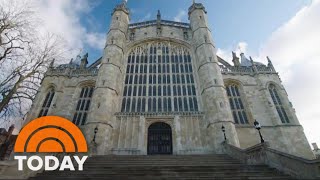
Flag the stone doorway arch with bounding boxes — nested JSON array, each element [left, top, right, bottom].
[[147, 122, 172, 155]]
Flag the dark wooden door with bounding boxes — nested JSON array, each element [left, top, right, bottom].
[[147, 122, 172, 155]]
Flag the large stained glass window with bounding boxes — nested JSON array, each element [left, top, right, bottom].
[[121, 41, 198, 113]]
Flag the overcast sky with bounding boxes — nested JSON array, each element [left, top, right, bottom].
[[14, 0, 320, 147]]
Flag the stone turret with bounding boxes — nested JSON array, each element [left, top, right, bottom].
[[157, 10, 161, 21], [232, 51, 240, 66], [156, 10, 162, 36], [188, 2, 239, 152], [80, 53, 88, 68], [87, 0, 129, 155], [267, 56, 275, 71], [49, 59, 55, 68]]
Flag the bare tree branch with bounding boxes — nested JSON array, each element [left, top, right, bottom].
[[0, 1, 67, 127]]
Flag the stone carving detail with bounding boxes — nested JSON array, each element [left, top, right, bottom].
[[129, 20, 190, 29], [219, 64, 276, 75], [115, 111, 204, 118], [46, 66, 98, 77]]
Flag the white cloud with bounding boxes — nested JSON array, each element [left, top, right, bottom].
[[0, 0, 105, 129], [86, 32, 105, 50], [217, 48, 232, 63], [30, 0, 104, 60], [174, 10, 187, 22], [260, 0, 320, 146], [217, 41, 249, 64], [219, 0, 320, 147]]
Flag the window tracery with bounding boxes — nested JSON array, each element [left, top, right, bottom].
[[226, 84, 249, 124], [269, 84, 290, 123], [72, 86, 94, 126], [121, 41, 198, 113], [38, 87, 55, 117]]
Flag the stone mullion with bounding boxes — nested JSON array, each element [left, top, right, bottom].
[[145, 45, 151, 112], [169, 51, 175, 113], [231, 95, 239, 124], [135, 54, 142, 113], [270, 87, 285, 123], [156, 53, 159, 112], [129, 56, 135, 112]]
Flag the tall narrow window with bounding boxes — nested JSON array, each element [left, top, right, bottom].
[[226, 84, 248, 124], [269, 84, 290, 123], [38, 88, 55, 117], [73, 86, 94, 126]]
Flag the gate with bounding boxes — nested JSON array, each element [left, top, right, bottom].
[[147, 122, 172, 155]]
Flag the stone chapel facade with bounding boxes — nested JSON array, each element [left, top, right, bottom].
[[25, 1, 314, 159]]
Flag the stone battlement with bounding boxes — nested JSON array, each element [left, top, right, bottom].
[[46, 67, 99, 77], [129, 19, 190, 29], [219, 64, 276, 75]]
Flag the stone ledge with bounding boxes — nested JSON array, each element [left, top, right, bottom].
[[111, 148, 141, 155], [115, 111, 204, 117], [222, 141, 320, 179]]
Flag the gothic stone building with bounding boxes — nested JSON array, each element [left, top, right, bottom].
[[25, 2, 314, 159]]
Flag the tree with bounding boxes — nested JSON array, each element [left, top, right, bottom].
[[0, 1, 66, 127]]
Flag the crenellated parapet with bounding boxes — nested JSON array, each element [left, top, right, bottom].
[[46, 53, 98, 78], [219, 64, 276, 75], [188, 3, 207, 16], [115, 111, 204, 118], [129, 20, 190, 29], [46, 66, 98, 77], [218, 52, 277, 75], [112, 1, 129, 15]]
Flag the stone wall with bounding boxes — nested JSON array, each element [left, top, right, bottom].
[[23, 1, 315, 160], [222, 73, 314, 159], [128, 25, 191, 44], [108, 114, 208, 155], [26, 75, 97, 124]]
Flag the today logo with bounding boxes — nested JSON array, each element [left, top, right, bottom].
[[14, 116, 88, 171]]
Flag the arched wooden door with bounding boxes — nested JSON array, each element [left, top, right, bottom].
[[147, 122, 172, 155]]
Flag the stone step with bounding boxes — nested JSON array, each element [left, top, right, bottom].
[[89, 155, 235, 159], [41, 166, 278, 172], [86, 159, 239, 161], [33, 174, 293, 180], [40, 169, 288, 178], [84, 162, 244, 166], [86, 158, 240, 161], [88, 155, 235, 159], [36, 175, 291, 179], [31, 154, 294, 179], [80, 165, 272, 169], [41, 171, 285, 177]]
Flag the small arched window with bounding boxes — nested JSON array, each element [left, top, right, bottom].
[[226, 84, 248, 124], [72, 86, 94, 126], [38, 87, 55, 117], [269, 84, 290, 123]]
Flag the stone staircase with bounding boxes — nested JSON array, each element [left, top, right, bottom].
[[31, 155, 294, 179]]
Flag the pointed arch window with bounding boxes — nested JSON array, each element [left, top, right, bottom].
[[269, 84, 290, 123], [38, 88, 55, 117], [121, 41, 199, 113], [72, 86, 94, 126], [226, 84, 248, 124]]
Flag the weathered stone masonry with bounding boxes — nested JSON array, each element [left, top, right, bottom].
[[25, 1, 314, 159]]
